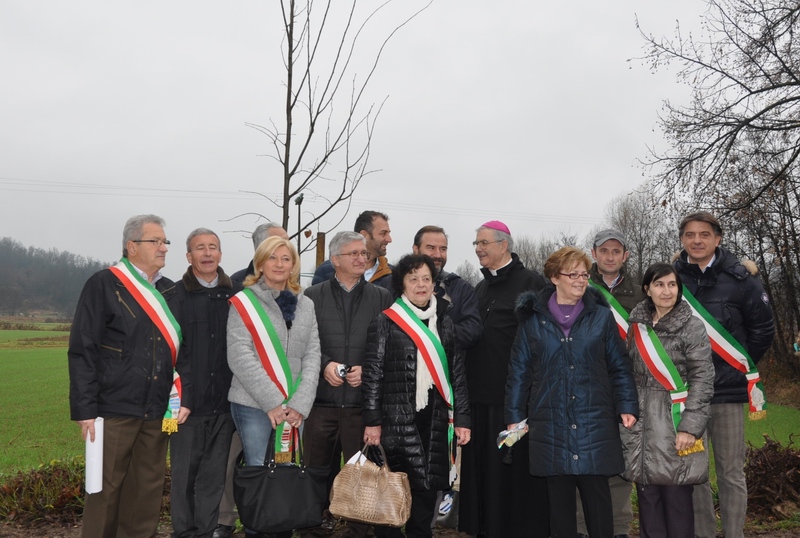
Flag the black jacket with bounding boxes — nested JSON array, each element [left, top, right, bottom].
[[466, 254, 547, 406], [436, 271, 482, 351], [230, 261, 254, 287], [68, 267, 179, 421], [674, 246, 775, 404], [312, 258, 393, 289], [362, 299, 470, 491], [174, 266, 240, 416], [304, 276, 392, 408]]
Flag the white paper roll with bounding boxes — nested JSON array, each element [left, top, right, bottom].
[[85, 417, 104, 494]]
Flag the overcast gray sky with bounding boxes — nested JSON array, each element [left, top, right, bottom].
[[0, 1, 704, 282]]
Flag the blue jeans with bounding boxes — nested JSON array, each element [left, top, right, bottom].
[[230, 402, 273, 466]]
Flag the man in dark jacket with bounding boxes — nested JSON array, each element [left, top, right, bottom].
[[312, 210, 393, 289], [578, 228, 645, 538], [301, 231, 392, 538], [170, 228, 241, 538], [458, 220, 550, 538], [674, 211, 775, 538], [69, 214, 185, 538]]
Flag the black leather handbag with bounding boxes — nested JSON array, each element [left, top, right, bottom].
[[233, 428, 328, 533]]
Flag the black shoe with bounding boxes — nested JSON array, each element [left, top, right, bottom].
[[577, 534, 589, 538], [614, 535, 630, 538], [213, 525, 234, 538]]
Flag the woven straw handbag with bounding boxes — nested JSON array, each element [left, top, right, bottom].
[[329, 443, 412, 527]]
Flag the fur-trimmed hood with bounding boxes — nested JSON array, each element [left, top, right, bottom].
[[672, 247, 759, 277], [515, 284, 608, 321]]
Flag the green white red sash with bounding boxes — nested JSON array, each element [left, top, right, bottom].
[[230, 289, 300, 454], [384, 298, 456, 480], [631, 322, 689, 432], [588, 280, 629, 339], [682, 288, 767, 420], [109, 258, 183, 433]]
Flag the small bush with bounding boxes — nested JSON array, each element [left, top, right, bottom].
[[0, 458, 172, 527], [746, 434, 800, 521], [0, 458, 84, 526]]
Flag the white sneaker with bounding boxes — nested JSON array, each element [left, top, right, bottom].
[[438, 490, 454, 516]]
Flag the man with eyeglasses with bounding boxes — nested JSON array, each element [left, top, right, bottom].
[[458, 220, 550, 538], [575, 228, 644, 538], [170, 228, 241, 538], [301, 231, 392, 537], [69, 214, 186, 538], [312, 210, 393, 289]]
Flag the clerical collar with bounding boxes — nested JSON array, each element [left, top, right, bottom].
[[488, 257, 513, 277]]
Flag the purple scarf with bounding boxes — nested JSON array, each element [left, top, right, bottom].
[[547, 292, 584, 336]]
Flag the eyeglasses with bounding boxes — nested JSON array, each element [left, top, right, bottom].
[[337, 250, 368, 259], [132, 239, 171, 247], [559, 272, 590, 281], [472, 239, 503, 248]]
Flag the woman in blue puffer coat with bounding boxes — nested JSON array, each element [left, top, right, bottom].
[[505, 246, 638, 538]]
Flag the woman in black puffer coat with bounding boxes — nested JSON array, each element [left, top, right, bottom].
[[362, 254, 471, 538]]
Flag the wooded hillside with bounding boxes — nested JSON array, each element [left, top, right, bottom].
[[0, 238, 110, 318]]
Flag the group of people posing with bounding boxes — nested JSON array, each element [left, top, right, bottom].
[[68, 209, 774, 538]]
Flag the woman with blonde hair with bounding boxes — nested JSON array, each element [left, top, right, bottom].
[[227, 236, 321, 538]]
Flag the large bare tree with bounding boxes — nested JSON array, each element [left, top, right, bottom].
[[242, 0, 429, 251], [638, 0, 800, 214]]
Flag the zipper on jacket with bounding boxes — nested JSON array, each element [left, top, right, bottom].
[[116, 291, 136, 318], [100, 344, 122, 353]]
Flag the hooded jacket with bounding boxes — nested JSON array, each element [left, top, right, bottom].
[[505, 286, 639, 477], [621, 299, 714, 485], [362, 298, 470, 491], [674, 246, 775, 404], [174, 266, 241, 416]]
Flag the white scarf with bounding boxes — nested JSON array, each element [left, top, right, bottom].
[[401, 293, 439, 411]]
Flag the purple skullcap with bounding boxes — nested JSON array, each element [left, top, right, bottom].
[[481, 220, 511, 235]]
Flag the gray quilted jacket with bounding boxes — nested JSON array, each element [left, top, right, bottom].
[[621, 299, 714, 485]]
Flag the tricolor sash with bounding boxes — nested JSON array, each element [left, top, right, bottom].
[[230, 289, 300, 456], [682, 288, 767, 420], [384, 298, 457, 482], [588, 280, 629, 339], [109, 258, 183, 433], [630, 321, 704, 456]]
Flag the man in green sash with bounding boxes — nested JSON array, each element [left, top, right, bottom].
[[69, 214, 183, 538], [674, 211, 775, 538], [578, 229, 644, 538]]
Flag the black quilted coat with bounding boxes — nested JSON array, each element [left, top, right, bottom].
[[362, 299, 471, 491]]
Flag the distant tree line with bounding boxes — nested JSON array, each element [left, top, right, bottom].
[[0, 237, 110, 318]]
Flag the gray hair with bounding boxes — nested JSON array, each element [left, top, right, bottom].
[[329, 231, 366, 260], [185, 227, 220, 252], [252, 222, 283, 250], [122, 214, 166, 257], [477, 225, 513, 251]]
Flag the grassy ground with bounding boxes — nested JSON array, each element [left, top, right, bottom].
[[0, 335, 81, 478]]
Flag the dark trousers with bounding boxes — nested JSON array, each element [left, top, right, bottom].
[[637, 484, 694, 538], [170, 413, 236, 538], [82, 418, 169, 538], [373, 488, 438, 538], [546, 474, 612, 538], [300, 406, 369, 538]]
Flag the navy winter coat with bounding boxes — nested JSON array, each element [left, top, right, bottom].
[[674, 246, 775, 404], [505, 286, 638, 477]]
